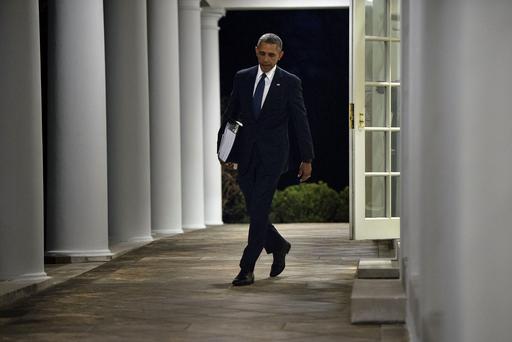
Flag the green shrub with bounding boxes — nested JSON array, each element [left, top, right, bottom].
[[222, 169, 350, 224], [335, 186, 350, 222], [270, 182, 341, 223]]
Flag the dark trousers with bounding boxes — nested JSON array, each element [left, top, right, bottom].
[[237, 147, 288, 272]]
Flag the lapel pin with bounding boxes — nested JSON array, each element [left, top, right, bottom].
[[276, 83, 281, 86]]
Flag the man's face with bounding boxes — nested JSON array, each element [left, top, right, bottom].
[[255, 42, 284, 73]]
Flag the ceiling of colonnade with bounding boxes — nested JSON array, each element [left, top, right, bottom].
[[203, 0, 349, 10]]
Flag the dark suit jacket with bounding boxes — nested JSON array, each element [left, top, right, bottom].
[[218, 66, 314, 175]]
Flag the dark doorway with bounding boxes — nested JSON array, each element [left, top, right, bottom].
[[219, 9, 349, 192]]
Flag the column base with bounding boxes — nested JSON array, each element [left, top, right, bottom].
[[0, 272, 49, 282], [152, 228, 184, 235], [205, 221, 223, 226], [45, 249, 113, 264], [126, 235, 154, 243], [182, 224, 206, 230]]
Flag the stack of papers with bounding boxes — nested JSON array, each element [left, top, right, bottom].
[[218, 121, 242, 162]]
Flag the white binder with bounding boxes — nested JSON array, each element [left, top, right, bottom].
[[218, 121, 243, 162]]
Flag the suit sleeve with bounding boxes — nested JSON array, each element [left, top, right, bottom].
[[288, 76, 315, 161], [217, 73, 241, 152]]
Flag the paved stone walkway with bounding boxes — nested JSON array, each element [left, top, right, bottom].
[[0, 223, 407, 341]]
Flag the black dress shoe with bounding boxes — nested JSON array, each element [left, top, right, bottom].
[[232, 270, 254, 286], [270, 242, 291, 277]]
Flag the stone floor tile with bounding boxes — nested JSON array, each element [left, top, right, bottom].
[[0, 223, 407, 341]]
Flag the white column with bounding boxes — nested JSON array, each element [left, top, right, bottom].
[[178, 0, 206, 229], [46, 0, 111, 260], [201, 7, 225, 226], [0, 0, 47, 280], [104, 0, 153, 243], [401, 0, 423, 337], [147, 0, 183, 235], [403, 1, 512, 341]]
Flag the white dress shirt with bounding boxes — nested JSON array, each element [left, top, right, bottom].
[[253, 65, 277, 109]]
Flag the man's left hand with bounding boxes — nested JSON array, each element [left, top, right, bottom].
[[297, 162, 312, 182]]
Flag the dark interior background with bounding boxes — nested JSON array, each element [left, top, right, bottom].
[[219, 9, 350, 191]]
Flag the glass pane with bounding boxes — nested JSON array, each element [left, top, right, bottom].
[[391, 132, 400, 172], [365, 86, 386, 127], [365, 41, 386, 82], [366, 131, 386, 172], [366, 176, 386, 218], [391, 42, 400, 82], [391, 86, 400, 127], [365, 0, 387, 37], [392, 176, 400, 217], [390, 0, 401, 38]]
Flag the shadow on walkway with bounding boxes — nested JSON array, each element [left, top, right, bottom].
[[0, 223, 407, 341]]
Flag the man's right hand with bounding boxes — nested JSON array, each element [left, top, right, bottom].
[[297, 161, 312, 182]]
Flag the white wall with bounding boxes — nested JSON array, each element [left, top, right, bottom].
[[402, 1, 512, 341], [401, 0, 425, 337]]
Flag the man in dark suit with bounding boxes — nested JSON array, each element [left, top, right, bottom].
[[218, 33, 314, 286]]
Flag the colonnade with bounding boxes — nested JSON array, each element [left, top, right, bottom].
[[0, 0, 225, 280]]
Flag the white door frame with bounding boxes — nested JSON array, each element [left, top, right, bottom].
[[350, 0, 401, 240]]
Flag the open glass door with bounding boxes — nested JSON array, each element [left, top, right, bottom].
[[350, 0, 401, 239]]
